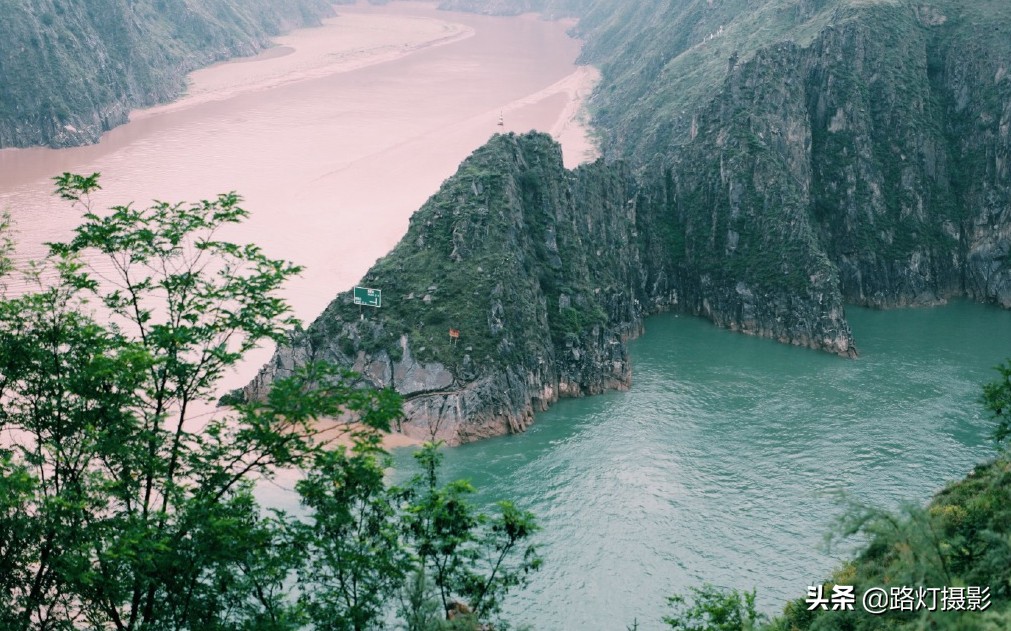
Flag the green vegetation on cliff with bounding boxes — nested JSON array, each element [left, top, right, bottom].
[[576, 0, 1011, 309], [0, 175, 539, 630], [306, 133, 638, 371], [0, 0, 344, 148]]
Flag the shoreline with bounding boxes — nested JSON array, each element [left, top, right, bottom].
[[0, 3, 603, 451], [130, 1, 601, 169]]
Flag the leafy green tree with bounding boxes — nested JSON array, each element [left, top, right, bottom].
[[0, 173, 392, 629], [0, 211, 14, 285], [0, 173, 541, 631], [294, 436, 410, 631], [403, 442, 542, 626], [398, 569, 444, 631], [663, 584, 765, 631], [982, 361, 1011, 446]]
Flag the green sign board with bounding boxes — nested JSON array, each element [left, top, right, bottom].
[[353, 286, 382, 308]]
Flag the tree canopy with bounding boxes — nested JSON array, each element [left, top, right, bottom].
[[0, 174, 539, 630]]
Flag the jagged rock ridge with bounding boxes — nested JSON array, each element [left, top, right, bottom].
[[246, 133, 854, 443], [578, 0, 1011, 308], [249, 0, 1011, 443]]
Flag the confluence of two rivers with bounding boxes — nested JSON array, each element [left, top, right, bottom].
[[1, 4, 1008, 629]]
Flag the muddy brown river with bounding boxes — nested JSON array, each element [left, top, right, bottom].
[[0, 1, 597, 390]]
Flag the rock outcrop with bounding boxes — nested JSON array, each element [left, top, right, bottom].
[[579, 0, 1011, 309], [245, 132, 854, 443], [247, 134, 653, 443], [247, 0, 1011, 443]]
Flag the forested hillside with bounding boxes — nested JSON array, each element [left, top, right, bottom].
[[0, 0, 340, 148], [573, 0, 1011, 309]]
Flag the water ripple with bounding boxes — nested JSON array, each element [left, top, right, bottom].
[[391, 302, 1010, 630]]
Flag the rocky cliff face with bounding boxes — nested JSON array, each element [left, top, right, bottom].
[[655, 41, 856, 354], [247, 134, 655, 443], [0, 0, 344, 149], [925, 4, 1011, 307], [246, 0, 1010, 442], [578, 0, 1011, 310], [794, 2, 1011, 308], [245, 132, 854, 443]]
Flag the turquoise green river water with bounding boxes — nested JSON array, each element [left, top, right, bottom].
[[391, 302, 1011, 630]]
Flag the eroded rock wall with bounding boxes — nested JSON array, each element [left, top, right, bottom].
[[247, 1, 1011, 442], [246, 132, 852, 442]]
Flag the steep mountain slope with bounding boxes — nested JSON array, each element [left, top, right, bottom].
[[245, 132, 855, 443], [246, 0, 1010, 441], [0, 0, 340, 148], [578, 0, 1011, 308], [247, 133, 656, 442]]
